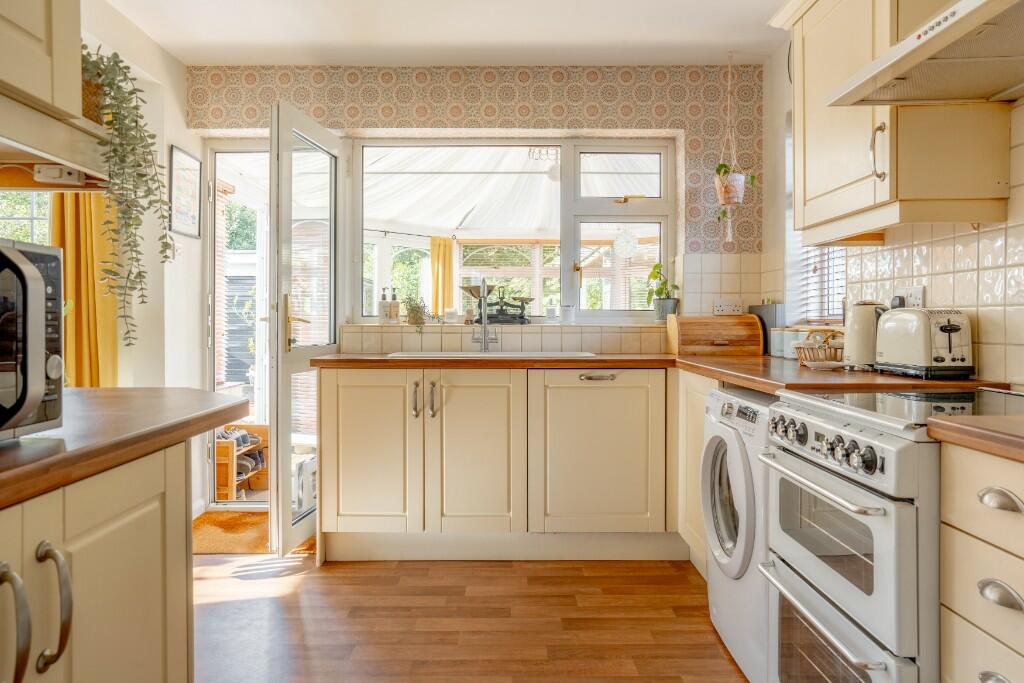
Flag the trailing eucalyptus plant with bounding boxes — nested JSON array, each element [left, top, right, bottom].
[[82, 44, 173, 345]]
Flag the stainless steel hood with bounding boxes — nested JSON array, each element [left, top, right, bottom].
[[830, 0, 1024, 105]]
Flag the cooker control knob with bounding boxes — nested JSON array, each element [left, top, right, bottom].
[[721, 402, 734, 418], [795, 422, 808, 446], [774, 416, 788, 438], [857, 446, 879, 475], [45, 354, 64, 380], [843, 440, 860, 468], [785, 419, 798, 444], [829, 435, 845, 462]]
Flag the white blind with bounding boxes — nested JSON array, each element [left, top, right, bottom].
[[800, 246, 846, 322]]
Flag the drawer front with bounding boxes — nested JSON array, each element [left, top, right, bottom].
[[941, 524, 1024, 656], [942, 606, 1024, 682], [942, 443, 1024, 558]]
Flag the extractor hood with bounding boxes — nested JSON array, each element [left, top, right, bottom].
[[830, 0, 1024, 105]]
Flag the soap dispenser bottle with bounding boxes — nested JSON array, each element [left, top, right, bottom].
[[389, 288, 400, 323]]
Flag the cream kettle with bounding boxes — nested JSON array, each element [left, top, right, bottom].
[[843, 300, 888, 369]]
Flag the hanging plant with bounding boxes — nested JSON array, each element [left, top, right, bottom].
[[81, 44, 174, 345], [715, 55, 760, 247]]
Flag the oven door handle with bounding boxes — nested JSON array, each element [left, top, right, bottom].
[[759, 561, 888, 672], [759, 452, 887, 517]]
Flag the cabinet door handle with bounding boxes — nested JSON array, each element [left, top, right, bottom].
[[978, 578, 1024, 612], [978, 486, 1024, 514], [34, 541, 72, 673], [978, 672, 1011, 683], [411, 381, 420, 418], [0, 561, 31, 683], [428, 382, 437, 418], [869, 122, 887, 181], [579, 374, 616, 381]]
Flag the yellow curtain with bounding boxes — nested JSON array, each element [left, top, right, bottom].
[[50, 193, 118, 387], [430, 236, 455, 316]]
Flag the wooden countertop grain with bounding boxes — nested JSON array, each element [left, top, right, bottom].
[[927, 414, 1024, 463], [310, 353, 679, 370], [0, 388, 248, 509]]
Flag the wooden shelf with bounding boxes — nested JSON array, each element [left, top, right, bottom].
[[215, 423, 270, 502]]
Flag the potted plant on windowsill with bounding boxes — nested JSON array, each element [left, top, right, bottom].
[[646, 262, 679, 321]]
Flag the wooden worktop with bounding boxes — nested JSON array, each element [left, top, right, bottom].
[[928, 414, 1024, 463], [310, 353, 679, 369], [0, 388, 248, 509]]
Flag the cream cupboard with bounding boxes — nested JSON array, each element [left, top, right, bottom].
[[0, 446, 189, 683], [774, 0, 1010, 244], [672, 370, 718, 578], [939, 443, 1024, 681]]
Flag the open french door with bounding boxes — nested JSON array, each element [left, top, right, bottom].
[[269, 102, 346, 554]]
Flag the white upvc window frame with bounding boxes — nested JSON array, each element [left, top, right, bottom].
[[350, 136, 675, 324]]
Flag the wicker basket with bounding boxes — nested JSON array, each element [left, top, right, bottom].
[[793, 330, 845, 368]]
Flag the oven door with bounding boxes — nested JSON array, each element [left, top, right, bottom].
[[0, 246, 44, 434], [761, 553, 918, 683], [761, 445, 919, 657]]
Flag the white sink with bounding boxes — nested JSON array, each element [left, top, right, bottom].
[[387, 351, 597, 358]]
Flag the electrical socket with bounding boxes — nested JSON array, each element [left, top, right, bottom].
[[894, 285, 924, 308], [713, 296, 743, 316]]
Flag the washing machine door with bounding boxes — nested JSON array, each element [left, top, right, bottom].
[[700, 416, 755, 579]]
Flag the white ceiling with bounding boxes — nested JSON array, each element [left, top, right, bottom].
[[104, 0, 787, 66]]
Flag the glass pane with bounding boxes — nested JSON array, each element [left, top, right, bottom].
[[289, 133, 334, 346], [289, 369, 318, 522], [579, 152, 661, 198], [711, 444, 739, 557], [778, 479, 875, 595], [362, 242, 378, 316], [390, 246, 430, 314], [579, 222, 661, 311], [779, 596, 871, 682]]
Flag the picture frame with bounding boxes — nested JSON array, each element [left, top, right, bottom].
[[169, 145, 202, 238]]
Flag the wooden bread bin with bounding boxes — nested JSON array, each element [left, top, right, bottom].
[[666, 313, 764, 356]]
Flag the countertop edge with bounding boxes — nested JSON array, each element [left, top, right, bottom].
[[927, 416, 1024, 464]]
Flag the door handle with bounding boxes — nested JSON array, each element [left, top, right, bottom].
[[0, 561, 31, 683], [579, 374, 616, 381], [573, 261, 583, 288], [35, 541, 72, 673], [869, 122, 887, 181], [411, 381, 420, 418], [978, 672, 1011, 683], [978, 486, 1024, 514], [978, 578, 1024, 612], [428, 382, 437, 418], [288, 315, 310, 324]]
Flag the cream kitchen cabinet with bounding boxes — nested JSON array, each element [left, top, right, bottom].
[[0, 447, 189, 683], [674, 370, 719, 578], [425, 369, 527, 534], [527, 369, 665, 533], [778, 0, 1010, 244], [0, 0, 82, 119]]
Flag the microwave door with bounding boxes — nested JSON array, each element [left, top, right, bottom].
[[0, 248, 45, 432]]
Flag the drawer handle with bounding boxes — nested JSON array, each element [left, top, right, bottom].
[[0, 561, 31, 683], [869, 122, 887, 181], [411, 380, 420, 418], [35, 541, 72, 673], [978, 486, 1024, 514], [979, 672, 1011, 683], [978, 578, 1024, 612], [579, 374, 616, 381]]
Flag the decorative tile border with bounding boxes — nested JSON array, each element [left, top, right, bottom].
[[186, 65, 763, 253]]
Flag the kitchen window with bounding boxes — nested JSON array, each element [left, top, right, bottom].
[[353, 139, 674, 321], [800, 245, 846, 323], [0, 190, 51, 245]]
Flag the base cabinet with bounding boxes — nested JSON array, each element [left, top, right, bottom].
[[676, 370, 719, 578], [0, 446, 189, 683], [527, 369, 666, 532]]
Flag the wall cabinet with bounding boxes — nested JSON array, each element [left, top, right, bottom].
[[527, 369, 665, 533], [0, 447, 189, 683], [781, 0, 1010, 244], [0, 0, 82, 119]]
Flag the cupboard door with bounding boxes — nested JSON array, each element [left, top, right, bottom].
[[0, 0, 81, 118], [425, 369, 527, 534], [528, 369, 665, 533], [0, 504, 24, 683], [328, 369, 424, 533], [794, 0, 891, 228], [678, 371, 719, 578]]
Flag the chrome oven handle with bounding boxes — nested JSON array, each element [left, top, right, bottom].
[[977, 486, 1024, 514], [977, 578, 1024, 612], [759, 561, 888, 672], [759, 452, 886, 516], [35, 541, 72, 673], [0, 561, 31, 683]]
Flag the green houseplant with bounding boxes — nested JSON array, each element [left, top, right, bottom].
[[646, 262, 679, 321], [82, 44, 174, 345]]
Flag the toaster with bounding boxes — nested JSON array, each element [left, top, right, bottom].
[[874, 308, 974, 379]]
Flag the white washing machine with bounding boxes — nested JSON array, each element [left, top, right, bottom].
[[701, 387, 774, 683]]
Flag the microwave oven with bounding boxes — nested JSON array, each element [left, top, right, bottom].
[[0, 239, 63, 440]]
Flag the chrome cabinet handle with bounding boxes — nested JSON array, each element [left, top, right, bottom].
[[35, 541, 72, 673], [978, 578, 1024, 612], [978, 486, 1024, 514], [428, 382, 437, 418], [979, 672, 1011, 683], [411, 381, 420, 418], [758, 561, 887, 672], [579, 374, 616, 381], [0, 561, 31, 683], [759, 452, 886, 516], [869, 122, 887, 181]]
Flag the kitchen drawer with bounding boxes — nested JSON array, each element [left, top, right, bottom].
[[942, 606, 1024, 682], [941, 524, 1024, 656], [942, 443, 1024, 558]]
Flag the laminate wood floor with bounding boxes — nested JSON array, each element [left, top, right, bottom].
[[193, 555, 745, 683]]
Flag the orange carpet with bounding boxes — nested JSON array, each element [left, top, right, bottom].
[[192, 511, 270, 554]]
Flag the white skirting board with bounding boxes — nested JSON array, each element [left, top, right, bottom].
[[322, 531, 691, 561]]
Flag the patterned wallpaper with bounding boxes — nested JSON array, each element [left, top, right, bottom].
[[186, 66, 763, 253]]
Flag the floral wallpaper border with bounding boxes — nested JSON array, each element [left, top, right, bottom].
[[186, 65, 763, 253]]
